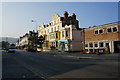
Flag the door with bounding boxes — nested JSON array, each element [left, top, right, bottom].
[[114, 41, 120, 53]]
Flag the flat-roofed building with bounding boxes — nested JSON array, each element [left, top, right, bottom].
[[83, 22, 120, 53]]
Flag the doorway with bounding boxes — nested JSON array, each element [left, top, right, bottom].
[[114, 41, 120, 53]]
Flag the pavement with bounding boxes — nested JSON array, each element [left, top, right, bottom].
[[34, 50, 119, 60]]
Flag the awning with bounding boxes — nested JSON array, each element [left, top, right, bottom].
[[58, 39, 72, 42]]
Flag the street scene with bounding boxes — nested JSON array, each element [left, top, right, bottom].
[[1, 1, 120, 80]]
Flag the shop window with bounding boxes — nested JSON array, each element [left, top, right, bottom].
[[99, 29, 103, 34], [85, 44, 88, 47], [66, 30, 68, 37], [113, 27, 117, 32], [95, 30, 98, 34], [89, 49, 94, 52], [107, 28, 112, 33], [89, 43, 93, 47], [85, 49, 88, 52], [94, 49, 98, 52], [99, 42, 104, 47]]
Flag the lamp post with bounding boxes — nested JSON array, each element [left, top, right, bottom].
[[31, 20, 38, 51]]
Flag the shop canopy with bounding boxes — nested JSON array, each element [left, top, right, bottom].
[[58, 39, 72, 42]]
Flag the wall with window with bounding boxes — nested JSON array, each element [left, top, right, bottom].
[[84, 22, 119, 53], [85, 22, 119, 42]]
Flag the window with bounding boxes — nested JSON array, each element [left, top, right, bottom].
[[62, 31, 64, 37], [66, 30, 68, 37], [54, 27, 56, 31], [94, 43, 98, 47], [106, 43, 109, 47], [95, 30, 98, 34], [70, 20, 72, 24], [89, 43, 93, 47], [58, 26, 60, 31], [52, 28, 53, 32], [45, 30, 46, 34], [80, 32, 82, 37], [48, 29, 49, 33], [89, 49, 94, 52], [56, 33, 58, 39], [54, 21, 56, 24], [85, 44, 88, 47], [99, 42, 103, 47], [56, 41, 58, 47], [99, 29, 103, 34], [107, 28, 112, 33], [94, 49, 98, 52], [113, 27, 117, 32], [85, 49, 88, 52]]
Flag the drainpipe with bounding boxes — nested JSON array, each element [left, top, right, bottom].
[[82, 29, 85, 53]]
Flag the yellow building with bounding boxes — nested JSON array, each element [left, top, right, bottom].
[[37, 11, 83, 52]]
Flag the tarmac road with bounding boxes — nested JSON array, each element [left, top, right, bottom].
[[2, 50, 119, 79]]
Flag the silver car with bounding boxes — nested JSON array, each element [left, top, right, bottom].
[[8, 48, 15, 53]]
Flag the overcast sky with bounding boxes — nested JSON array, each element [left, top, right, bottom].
[[1, 2, 118, 38]]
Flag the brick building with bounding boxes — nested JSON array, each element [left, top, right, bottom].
[[83, 21, 120, 53]]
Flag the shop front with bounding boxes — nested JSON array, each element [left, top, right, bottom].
[[58, 39, 72, 52]]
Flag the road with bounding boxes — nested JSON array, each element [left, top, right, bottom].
[[2, 50, 119, 79]]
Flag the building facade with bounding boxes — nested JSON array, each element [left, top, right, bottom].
[[83, 22, 120, 53], [37, 11, 83, 52], [16, 30, 38, 50]]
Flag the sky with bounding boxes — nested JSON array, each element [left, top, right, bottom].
[[1, 2, 118, 38]]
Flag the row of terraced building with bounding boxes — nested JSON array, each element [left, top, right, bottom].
[[16, 11, 120, 53]]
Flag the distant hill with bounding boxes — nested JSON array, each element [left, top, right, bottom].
[[0, 37, 18, 44]]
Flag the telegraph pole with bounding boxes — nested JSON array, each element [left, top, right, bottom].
[[31, 20, 38, 51]]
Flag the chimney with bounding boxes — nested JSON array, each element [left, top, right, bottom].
[[33, 30, 35, 33], [64, 11, 68, 19], [72, 13, 76, 19], [93, 26, 96, 27], [89, 26, 91, 28]]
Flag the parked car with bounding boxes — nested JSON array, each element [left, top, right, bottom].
[[8, 48, 15, 53]]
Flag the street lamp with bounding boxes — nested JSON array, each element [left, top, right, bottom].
[[31, 20, 37, 32], [31, 20, 38, 51]]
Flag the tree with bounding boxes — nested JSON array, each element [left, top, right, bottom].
[[38, 35, 44, 48], [28, 36, 37, 51], [0, 41, 9, 49]]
